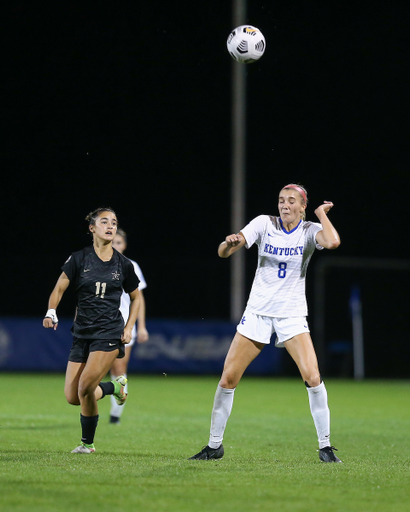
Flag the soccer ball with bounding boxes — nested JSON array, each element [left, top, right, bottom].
[[227, 25, 266, 64]]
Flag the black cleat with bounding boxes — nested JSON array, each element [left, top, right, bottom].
[[319, 446, 342, 463], [109, 415, 120, 424], [189, 444, 224, 460]]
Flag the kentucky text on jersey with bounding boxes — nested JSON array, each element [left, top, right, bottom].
[[264, 244, 304, 256]]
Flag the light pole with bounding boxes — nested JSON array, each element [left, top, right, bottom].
[[230, 0, 247, 321]]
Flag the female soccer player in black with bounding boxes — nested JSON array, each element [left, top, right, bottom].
[[43, 207, 140, 453]]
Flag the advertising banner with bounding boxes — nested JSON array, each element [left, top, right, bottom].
[[0, 318, 282, 375]]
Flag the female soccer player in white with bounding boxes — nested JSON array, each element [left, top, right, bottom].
[[190, 184, 342, 463], [43, 208, 140, 453], [109, 228, 149, 424]]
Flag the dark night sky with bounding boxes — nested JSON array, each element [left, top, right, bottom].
[[2, 2, 409, 329]]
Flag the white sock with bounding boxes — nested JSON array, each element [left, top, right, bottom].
[[208, 385, 235, 449], [307, 381, 331, 449], [110, 374, 128, 419]]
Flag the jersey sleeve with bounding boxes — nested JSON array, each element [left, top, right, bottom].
[[61, 253, 79, 282], [123, 259, 140, 294], [310, 222, 325, 250], [132, 260, 147, 290], [241, 215, 268, 249]]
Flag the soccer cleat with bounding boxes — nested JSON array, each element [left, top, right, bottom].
[[189, 444, 224, 460], [319, 446, 342, 463], [71, 443, 96, 454], [112, 375, 128, 406], [109, 415, 120, 425]]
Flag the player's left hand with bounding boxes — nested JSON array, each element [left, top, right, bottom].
[[137, 327, 149, 344], [315, 201, 334, 218], [121, 328, 133, 344]]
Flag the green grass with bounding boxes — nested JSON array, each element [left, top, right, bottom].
[[1, 374, 409, 512]]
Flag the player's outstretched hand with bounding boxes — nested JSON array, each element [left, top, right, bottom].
[[225, 233, 243, 247], [315, 201, 334, 218], [219, 233, 246, 258]]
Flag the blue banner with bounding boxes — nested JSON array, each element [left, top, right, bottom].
[[0, 317, 283, 375]]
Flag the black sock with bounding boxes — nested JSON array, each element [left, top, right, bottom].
[[98, 381, 115, 398], [80, 414, 99, 445]]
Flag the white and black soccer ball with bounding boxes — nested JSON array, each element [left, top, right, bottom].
[[227, 25, 266, 64]]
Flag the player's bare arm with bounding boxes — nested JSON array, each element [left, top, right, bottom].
[[43, 272, 70, 330], [218, 232, 247, 258], [136, 290, 149, 343], [314, 202, 341, 250], [122, 288, 140, 344]]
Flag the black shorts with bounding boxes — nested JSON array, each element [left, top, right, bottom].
[[68, 337, 125, 363]]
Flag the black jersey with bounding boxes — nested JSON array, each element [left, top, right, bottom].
[[62, 246, 140, 339]]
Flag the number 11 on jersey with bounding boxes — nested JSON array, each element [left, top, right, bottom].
[[95, 281, 107, 298]]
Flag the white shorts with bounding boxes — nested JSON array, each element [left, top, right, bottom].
[[236, 309, 310, 347]]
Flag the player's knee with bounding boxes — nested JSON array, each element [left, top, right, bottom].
[[77, 381, 95, 400], [304, 371, 321, 388], [219, 374, 238, 389], [65, 390, 80, 406]]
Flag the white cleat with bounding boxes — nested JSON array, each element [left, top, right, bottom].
[[71, 443, 96, 454], [113, 375, 128, 406]]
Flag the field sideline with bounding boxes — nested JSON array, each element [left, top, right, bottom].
[[0, 374, 409, 512]]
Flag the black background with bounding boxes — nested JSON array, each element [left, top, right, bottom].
[[2, 2, 409, 376]]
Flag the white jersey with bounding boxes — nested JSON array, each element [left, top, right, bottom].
[[119, 258, 147, 323], [241, 215, 323, 317]]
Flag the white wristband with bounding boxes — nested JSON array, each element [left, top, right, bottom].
[[45, 309, 58, 324]]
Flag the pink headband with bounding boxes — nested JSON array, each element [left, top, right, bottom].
[[283, 184, 307, 203]]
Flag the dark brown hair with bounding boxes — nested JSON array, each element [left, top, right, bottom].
[[85, 207, 117, 226]]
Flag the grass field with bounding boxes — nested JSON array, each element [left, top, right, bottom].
[[0, 374, 409, 512]]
